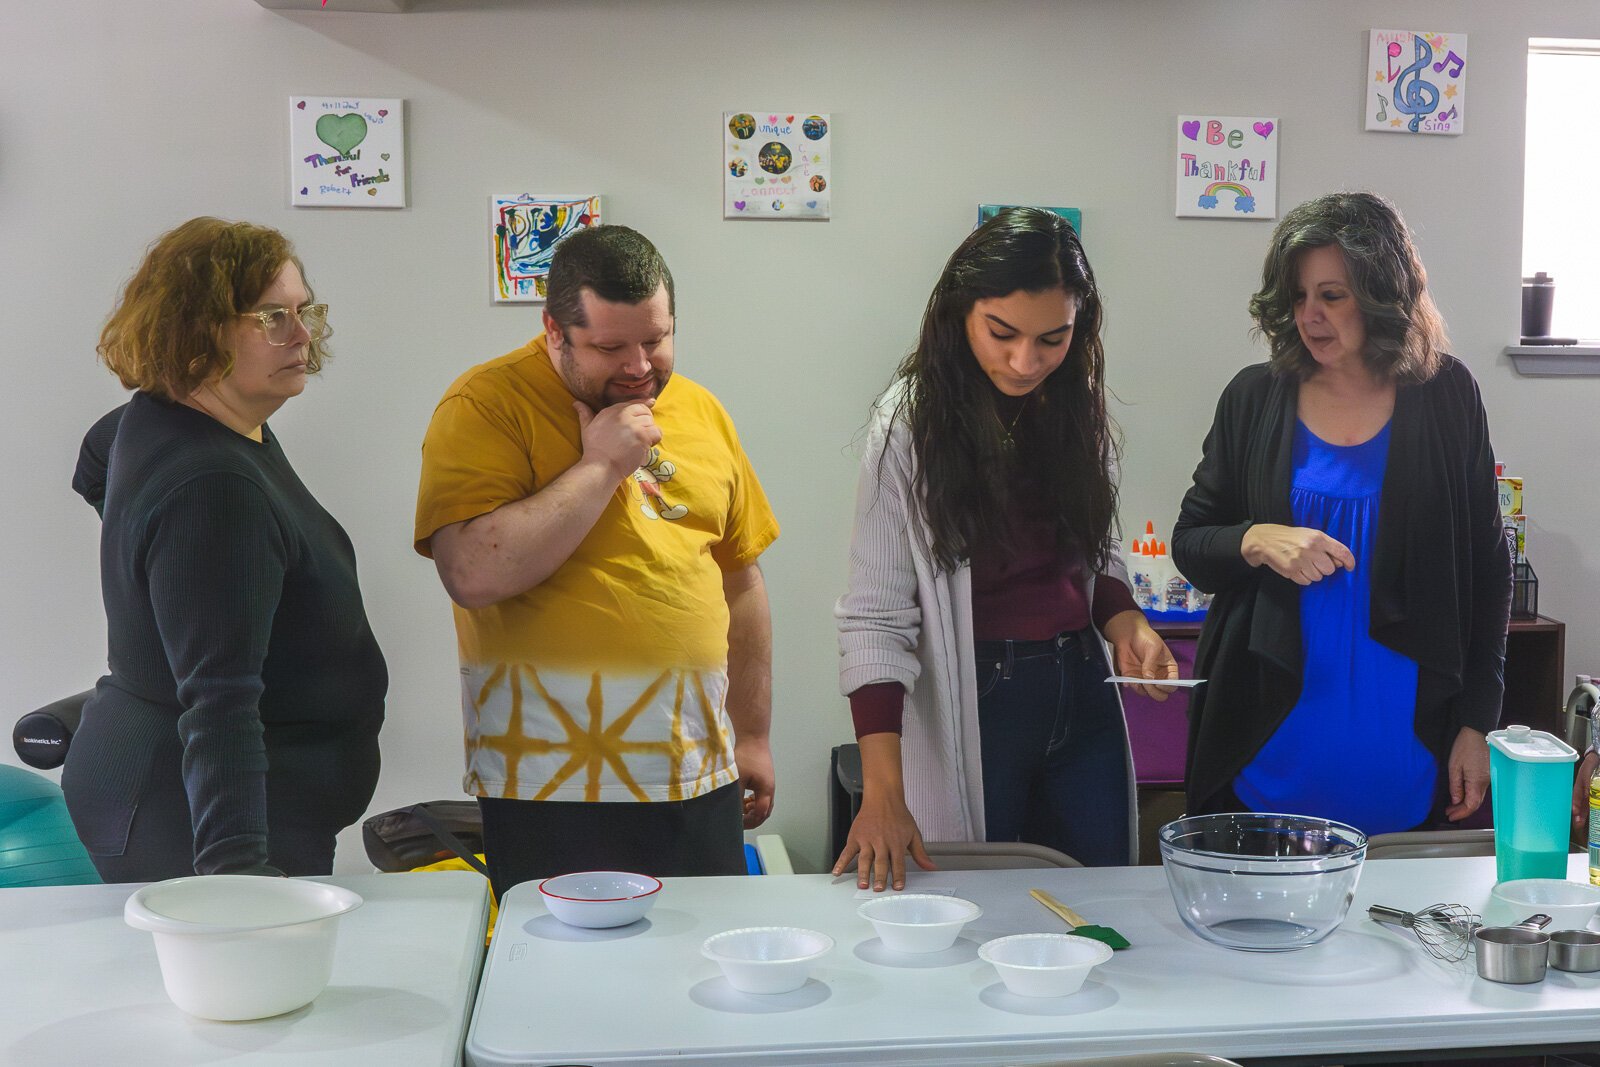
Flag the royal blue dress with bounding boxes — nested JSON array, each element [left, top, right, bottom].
[[1233, 420, 1433, 835]]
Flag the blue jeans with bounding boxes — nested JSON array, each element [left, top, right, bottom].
[[974, 629, 1132, 867]]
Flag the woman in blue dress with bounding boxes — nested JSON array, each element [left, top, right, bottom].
[[1174, 192, 1512, 835]]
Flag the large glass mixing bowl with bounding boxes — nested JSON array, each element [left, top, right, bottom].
[[1159, 812, 1368, 952]]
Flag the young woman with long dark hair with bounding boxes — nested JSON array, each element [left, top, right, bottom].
[[834, 208, 1176, 890]]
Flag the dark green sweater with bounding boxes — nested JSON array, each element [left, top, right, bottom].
[[74, 392, 386, 874]]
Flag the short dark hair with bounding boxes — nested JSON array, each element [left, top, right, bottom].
[[1249, 191, 1447, 383], [545, 224, 676, 329], [98, 217, 325, 401]]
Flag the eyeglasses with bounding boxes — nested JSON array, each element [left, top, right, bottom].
[[239, 303, 330, 346]]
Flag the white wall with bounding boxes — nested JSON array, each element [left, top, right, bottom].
[[4, 0, 1598, 874]]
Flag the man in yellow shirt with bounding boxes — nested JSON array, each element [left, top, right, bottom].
[[415, 225, 779, 898]]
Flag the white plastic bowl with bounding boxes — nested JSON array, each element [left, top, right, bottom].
[[978, 933, 1113, 998], [538, 871, 662, 928], [124, 875, 362, 1021], [857, 893, 982, 953], [1491, 879, 1600, 931], [701, 926, 834, 994]]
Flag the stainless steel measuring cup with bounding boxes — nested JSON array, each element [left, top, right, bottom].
[[1550, 929, 1600, 972], [1474, 914, 1553, 983]]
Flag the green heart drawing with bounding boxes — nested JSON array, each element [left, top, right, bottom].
[[753, 176, 765, 184], [316, 113, 368, 155]]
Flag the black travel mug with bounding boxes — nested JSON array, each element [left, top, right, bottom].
[[1522, 273, 1555, 338]]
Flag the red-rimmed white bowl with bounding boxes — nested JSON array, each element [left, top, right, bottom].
[[537, 871, 662, 928]]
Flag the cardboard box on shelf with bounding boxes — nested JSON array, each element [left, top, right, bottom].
[[1498, 476, 1523, 518]]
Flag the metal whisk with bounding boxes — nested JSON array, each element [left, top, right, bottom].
[[1369, 903, 1481, 962]]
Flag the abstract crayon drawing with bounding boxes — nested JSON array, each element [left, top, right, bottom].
[[1366, 30, 1467, 135], [1174, 115, 1278, 220], [490, 195, 601, 303]]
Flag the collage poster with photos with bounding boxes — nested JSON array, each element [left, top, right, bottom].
[[724, 111, 831, 220]]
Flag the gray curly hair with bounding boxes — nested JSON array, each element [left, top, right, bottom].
[[1249, 191, 1447, 383]]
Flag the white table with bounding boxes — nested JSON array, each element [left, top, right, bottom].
[[0, 871, 488, 1066], [466, 854, 1600, 1066]]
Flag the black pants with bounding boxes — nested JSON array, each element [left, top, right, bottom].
[[477, 781, 746, 901]]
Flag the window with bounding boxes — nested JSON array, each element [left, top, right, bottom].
[[1522, 39, 1600, 341]]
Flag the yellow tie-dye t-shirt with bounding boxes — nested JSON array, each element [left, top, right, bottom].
[[414, 337, 779, 802]]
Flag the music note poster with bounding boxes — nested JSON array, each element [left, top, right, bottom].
[[1175, 115, 1278, 220], [1367, 30, 1466, 135], [724, 111, 831, 220]]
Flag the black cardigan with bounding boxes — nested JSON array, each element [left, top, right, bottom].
[[1172, 357, 1512, 814]]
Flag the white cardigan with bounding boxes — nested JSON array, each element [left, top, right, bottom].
[[835, 392, 1140, 861]]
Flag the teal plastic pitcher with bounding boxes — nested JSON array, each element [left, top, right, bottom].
[[1487, 725, 1577, 884]]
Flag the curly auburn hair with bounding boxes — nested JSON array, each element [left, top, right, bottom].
[[98, 217, 326, 400], [1248, 191, 1447, 384], [890, 207, 1118, 574]]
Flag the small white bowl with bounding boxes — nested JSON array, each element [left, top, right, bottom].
[[538, 871, 662, 929], [857, 893, 982, 953], [1491, 879, 1600, 932], [701, 926, 834, 994], [979, 933, 1113, 998], [124, 875, 362, 1021]]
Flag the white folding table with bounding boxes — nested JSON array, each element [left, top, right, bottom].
[[467, 854, 1600, 1066], [0, 870, 488, 1066]]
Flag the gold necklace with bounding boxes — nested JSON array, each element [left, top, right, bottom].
[[998, 395, 1030, 450]]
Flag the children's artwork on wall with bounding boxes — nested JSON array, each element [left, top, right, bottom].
[[1175, 115, 1278, 220], [977, 205, 1082, 236], [489, 194, 601, 303], [724, 112, 830, 220], [290, 97, 405, 207], [1366, 30, 1467, 135]]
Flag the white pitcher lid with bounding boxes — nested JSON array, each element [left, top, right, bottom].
[[1488, 724, 1577, 763]]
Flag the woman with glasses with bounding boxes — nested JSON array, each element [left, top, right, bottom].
[[833, 208, 1178, 891], [63, 217, 386, 882]]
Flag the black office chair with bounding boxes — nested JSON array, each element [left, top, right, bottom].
[[13, 690, 92, 770], [828, 742, 864, 859]]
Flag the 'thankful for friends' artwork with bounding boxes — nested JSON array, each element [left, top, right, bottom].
[[290, 97, 406, 207]]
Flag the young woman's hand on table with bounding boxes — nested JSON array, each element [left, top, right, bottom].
[[831, 732, 938, 892]]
